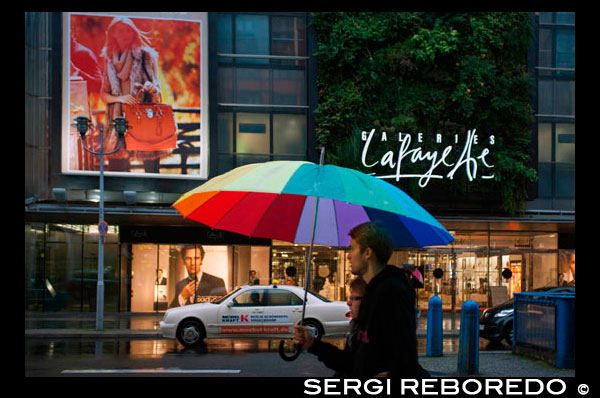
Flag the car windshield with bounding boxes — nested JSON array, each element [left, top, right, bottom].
[[213, 287, 242, 304], [307, 290, 332, 303]]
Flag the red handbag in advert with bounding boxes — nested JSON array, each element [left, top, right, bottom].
[[123, 93, 177, 151]]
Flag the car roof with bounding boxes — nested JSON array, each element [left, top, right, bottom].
[[237, 284, 308, 294], [239, 284, 303, 289]]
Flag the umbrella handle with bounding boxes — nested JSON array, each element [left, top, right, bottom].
[[278, 340, 302, 361]]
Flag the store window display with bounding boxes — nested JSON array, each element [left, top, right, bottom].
[[169, 245, 227, 308], [131, 244, 231, 312], [129, 243, 270, 312], [559, 250, 575, 286]]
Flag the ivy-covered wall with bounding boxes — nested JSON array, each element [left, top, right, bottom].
[[310, 12, 537, 215]]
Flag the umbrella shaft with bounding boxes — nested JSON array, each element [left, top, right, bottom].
[[301, 148, 325, 323], [301, 194, 320, 323], [300, 243, 314, 321]]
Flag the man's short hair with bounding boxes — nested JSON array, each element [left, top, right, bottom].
[[180, 244, 205, 260], [348, 222, 393, 264]]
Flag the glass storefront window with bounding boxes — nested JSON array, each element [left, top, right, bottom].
[[44, 224, 83, 312], [128, 243, 269, 312], [25, 223, 122, 312], [385, 231, 559, 310], [131, 244, 231, 311], [25, 222, 566, 314], [25, 223, 45, 312], [82, 242, 120, 312], [83, 224, 120, 244], [272, 244, 307, 287], [558, 250, 575, 286], [531, 253, 558, 290], [233, 245, 270, 287], [271, 242, 346, 301]]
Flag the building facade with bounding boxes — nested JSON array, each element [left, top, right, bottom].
[[25, 12, 574, 313]]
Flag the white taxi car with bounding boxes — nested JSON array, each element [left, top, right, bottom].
[[160, 284, 351, 347]]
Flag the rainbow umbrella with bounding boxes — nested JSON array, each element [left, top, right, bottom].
[[173, 160, 454, 248], [173, 158, 454, 361]]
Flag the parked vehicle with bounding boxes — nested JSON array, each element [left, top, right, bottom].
[[160, 284, 351, 347], [479, 286, 574, 345]]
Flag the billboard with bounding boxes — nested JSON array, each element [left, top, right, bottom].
[[61, 12, 208, 179]]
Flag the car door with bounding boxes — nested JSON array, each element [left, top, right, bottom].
[[217, 288, 268, 336], [262, 288, 304, 335]]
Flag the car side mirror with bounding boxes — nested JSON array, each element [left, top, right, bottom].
[[227, 301, 234, 308]]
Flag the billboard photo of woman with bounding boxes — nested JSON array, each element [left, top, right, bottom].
[[62, 12, 208, 179]]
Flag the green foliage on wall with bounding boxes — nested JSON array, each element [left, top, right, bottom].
[[310, 12, 537, 215]]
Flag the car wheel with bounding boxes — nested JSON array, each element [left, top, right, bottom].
[[302, 319, 324, 341], [504, 321, 514, 346], [176, 319, 205, 347]]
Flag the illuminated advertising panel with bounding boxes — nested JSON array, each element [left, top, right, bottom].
[[61, 12, 208, 179]]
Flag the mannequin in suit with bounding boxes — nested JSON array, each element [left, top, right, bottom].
[[156, 268, 167, 285], [169, 245, 227, 308]]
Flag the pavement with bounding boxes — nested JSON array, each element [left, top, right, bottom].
[[25, 312, 575, 378]]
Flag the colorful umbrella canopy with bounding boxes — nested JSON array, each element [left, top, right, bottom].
[[173, 160, 454, 248]]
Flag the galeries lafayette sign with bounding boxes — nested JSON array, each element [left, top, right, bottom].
[[360, 129, 495, 188]]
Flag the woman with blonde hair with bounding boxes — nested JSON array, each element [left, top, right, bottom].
[[100, 16, 169, 173]]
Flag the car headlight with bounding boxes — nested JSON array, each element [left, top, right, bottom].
[[495, 308, 514, 318]]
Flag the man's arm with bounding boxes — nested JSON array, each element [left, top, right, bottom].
[[294, 325, 355, 374]]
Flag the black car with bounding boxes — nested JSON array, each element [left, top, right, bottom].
[[479, 286, 575, 345]]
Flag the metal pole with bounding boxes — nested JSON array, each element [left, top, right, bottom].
[[75, 116, 124, 331], [96, 125, 105, 331], [300, 147, 325, 323]]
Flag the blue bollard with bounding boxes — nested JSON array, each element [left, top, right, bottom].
[[555, 295, 576, 368], [457, 300, 479, 375], [426, 295, 443, 357]]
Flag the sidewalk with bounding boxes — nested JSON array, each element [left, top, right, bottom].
[[24, 312, 574, 378], [25, 312, 163, 339], [418, 352, 575, 378]]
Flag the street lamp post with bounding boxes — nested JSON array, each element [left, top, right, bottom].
[[74, 116, 128, 331]]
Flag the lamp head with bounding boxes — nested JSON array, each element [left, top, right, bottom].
[[113, 117, 129, 137], [74, 116, 90, 136]]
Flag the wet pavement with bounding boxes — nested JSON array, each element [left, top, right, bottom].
[[25, 311, 465, 337], [25, 311, 575, 378], [24, 311, 510, 353], [25, 336, 573, 378]]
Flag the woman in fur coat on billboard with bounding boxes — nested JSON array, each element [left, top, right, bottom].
[[100, 16, 169, 173]]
